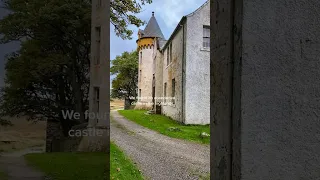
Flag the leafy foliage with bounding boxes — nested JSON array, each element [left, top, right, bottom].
[[111, 0, 153, 39], [0, 0, 92, 133], [0, 0, 151, 130], [111, 51, 138, 102]]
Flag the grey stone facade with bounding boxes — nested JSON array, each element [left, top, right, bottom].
[[211, 0, 320, 179]]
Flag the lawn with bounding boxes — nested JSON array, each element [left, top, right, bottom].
[[0, 170, 8, 180], [25, 152, 109, 180], [110, 142, 144, 180], [24, 143, 143, 180], [118, 110, 210, 144]]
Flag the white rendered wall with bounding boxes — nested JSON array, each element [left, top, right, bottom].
[[185, 2, 210, 124]]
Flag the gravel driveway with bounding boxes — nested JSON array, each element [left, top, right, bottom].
[[0, 146, 47, 180], [110, 110, 210, 180]]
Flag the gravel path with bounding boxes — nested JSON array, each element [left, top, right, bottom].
[[0, 146, 47, 180], [110, 110, 210, 180]]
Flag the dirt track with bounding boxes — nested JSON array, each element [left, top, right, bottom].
[[110, 110, 210, 180]]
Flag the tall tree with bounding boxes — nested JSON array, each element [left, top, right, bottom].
[[0, 0, 152, 130], [111, 51, 138, 109], [111, 0, 152, 39]]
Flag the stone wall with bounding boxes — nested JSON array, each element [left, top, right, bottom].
[[241, 0, 320, 179], [45, 120, 64, 152], [211, 0, 320, 179], [77, 127, 109, 152], [46, 122, 87, 152], [161, 28, 184, 122], [136, 46, 154, 110], [154, 41, 164, 113]]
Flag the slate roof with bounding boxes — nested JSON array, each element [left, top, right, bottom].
[[158, 39, 167, 49], [140, 12, 165, 39]]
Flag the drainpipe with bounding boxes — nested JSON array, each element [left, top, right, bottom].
[[181, 18, 186, 123]]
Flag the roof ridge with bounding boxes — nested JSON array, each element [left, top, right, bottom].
[[186, 0, 209, 17]]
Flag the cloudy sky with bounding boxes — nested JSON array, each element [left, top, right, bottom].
[[0, 0, 208, 87]]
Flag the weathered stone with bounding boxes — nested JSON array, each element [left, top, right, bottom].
[[211, 0, 320, 179]]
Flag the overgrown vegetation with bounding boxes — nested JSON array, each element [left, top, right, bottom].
[[118, 110, 210, 144]]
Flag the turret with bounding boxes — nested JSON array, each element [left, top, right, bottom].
[[136, 12, 165, 109]]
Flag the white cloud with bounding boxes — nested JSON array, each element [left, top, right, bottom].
[[153, 0, 207, 28]]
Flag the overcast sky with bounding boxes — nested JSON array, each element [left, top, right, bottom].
[[0, 0, 208, 87]]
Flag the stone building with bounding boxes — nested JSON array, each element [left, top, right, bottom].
[[46, 0, 109, 152], [77, 0, 109, 152], [136, 1, 210, 124]]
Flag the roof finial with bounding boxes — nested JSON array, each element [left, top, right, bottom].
[[152, 12, 154, 16]]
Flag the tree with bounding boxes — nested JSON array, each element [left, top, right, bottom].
[[111, 51, 138, 109], [111, 0, 153, 39], [0, 0, 151, 131], [0, 0, 91, 134]]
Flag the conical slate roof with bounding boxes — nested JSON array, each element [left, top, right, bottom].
[[140, 12, 165, 39]]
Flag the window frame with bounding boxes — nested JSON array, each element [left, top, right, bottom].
[[172, 78, 175, 104], [164, 82, 167, 102], [203, 25, 210, 48], [95, 26, 101, 65]]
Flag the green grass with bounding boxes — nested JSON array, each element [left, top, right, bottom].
[[110, 142, 144, 180], [118, 110, 210, 144], [24, 144, 143, 180], [0, 170, 8, 180], [25, 152, 109, 180]]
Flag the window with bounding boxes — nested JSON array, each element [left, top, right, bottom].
[[94, 87, 100, 123], [169, 43, 172, 63], [97, 0, 102, 7], [166, 48, 169, 65], [166, 43, 173, 66], [95, 26, 101, 64], [139, 89, 141, 98], [172, 78, 175, 104], [203, 26, 210, 48], [140, 52, 142, 64], [139, 70, 142, 82], [164, 83, 167, 102]]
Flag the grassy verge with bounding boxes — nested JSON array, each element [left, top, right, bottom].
[[110, 142, 144, 180], [24, 143, 143, 180], [25, 152, 108, 180], [0, 170, 8, 180], [118, 110, 210, 144]]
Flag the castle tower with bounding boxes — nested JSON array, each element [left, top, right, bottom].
[[136, 12, 165, 109]]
